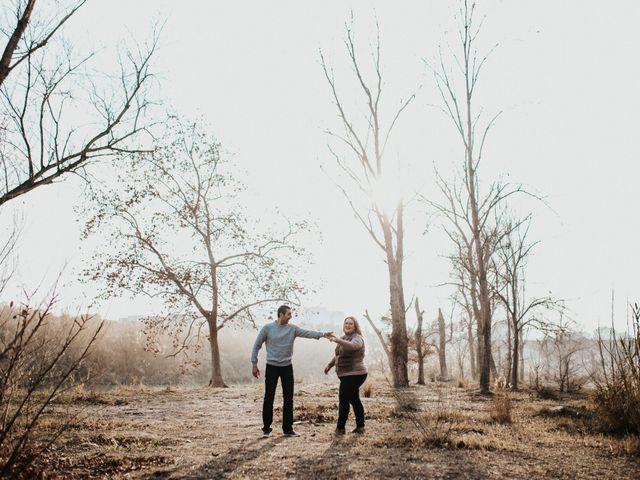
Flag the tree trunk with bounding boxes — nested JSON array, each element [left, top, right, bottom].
[[506, 314, 512, 380], [489, 349, 498, 378], [207, 318, 227, 387], [415, 298, 425, 385], [519, 330, 525, 383], [477, 281, 492, 393], [388, 258, 409, 387], [467, 317, 477, 379], [0, 0, 35, 87], [383, 208, 409, 388], [476, 315, 484, 384], [457, 351, 465, 380], [437, 308, 448, 380], [511, 322, 520, 390]]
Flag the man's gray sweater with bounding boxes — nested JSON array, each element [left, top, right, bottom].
[[251, 322, 323, 367]]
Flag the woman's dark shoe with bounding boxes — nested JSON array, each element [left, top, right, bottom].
[[335, 427, 346, 435], [351, 427, 365, 434]]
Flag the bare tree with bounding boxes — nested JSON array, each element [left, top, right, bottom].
[[450, 319, 469, 379], [0, 0, 157, 206], [320, 19, 414, 387], [82, 118, 308, 387], [413, 297, 429, 384], [494, 216, 556, 389], [364, 309, 392, 369], [427, 1, 521, 393], [539, 314, 586, 393], [436, 307, 453, 380]]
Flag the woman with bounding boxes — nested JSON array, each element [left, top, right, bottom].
[[324, 316, 368, 435]]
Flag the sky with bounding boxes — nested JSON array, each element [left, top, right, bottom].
[[2, 1, 640, 334]]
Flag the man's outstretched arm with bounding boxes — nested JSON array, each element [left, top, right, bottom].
[[294, 325, 333, 339]]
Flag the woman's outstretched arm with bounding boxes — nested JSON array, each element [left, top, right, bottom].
[[330, 335, 364, 350]]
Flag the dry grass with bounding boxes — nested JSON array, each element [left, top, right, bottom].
[[14, 381, 640, 479], [615, 435, 640, 457], [362, 382, 373, 398], [294, 402, 335, 423], [489, 391, 512, 424], [113, 382, 148, 395]]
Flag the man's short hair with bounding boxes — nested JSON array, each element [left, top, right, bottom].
[[277, 305, 291, 318]]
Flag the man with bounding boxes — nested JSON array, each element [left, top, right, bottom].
[[251, 304, 332, 437]]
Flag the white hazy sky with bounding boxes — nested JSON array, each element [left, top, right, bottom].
[[2, 1, 639, 333]]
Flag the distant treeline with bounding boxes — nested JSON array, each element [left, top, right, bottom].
[[0, 305, 393, 387]]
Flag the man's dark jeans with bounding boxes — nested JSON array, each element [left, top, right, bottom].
[[337, 373, 367, 429], [263, 364, 294, 433]]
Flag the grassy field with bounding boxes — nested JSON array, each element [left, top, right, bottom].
[[21, 380, 640, 479]]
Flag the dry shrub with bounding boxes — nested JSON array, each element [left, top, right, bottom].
[[534, 385, 560, 401], [0, 299, 103, 477], [615, 435, 640, 457], [391, 382, 456, 447], [592, 303, 640, 435], [489, 392, 512, 424], [362, 383, 373, 398], [391, 387, 420, 414], [593, 379, 640, 434]]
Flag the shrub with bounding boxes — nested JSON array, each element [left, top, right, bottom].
[[391, 382, 455, 447], [592, 303, 640, 435], [362, 383, 373, 398], [0, 298, 103, 477], [534, 385, 560, 401], [489, 392, 512, 424]]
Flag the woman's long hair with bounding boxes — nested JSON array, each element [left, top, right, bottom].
[[343, 316, 362, 335]]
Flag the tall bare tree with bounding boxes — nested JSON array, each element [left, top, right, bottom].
[[82, 118, 308, 387], [428, 1, 521, 393], [0, 0, 156, 206], [320, 20, 414, 387]]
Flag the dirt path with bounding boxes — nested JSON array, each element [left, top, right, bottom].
[[39, 382, 640, 479]]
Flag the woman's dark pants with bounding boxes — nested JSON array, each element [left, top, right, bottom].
[[337, 373, 367, 429], [263, 364, 294, 433]]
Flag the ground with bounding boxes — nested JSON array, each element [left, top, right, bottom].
[[27, 379, 640, 479]]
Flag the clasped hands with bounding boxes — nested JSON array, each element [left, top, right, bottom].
[[323, 331, 337, 342]]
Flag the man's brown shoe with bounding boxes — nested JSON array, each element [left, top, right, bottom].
[[335, 428, 346, 435], [351, 427, 365, 434]]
